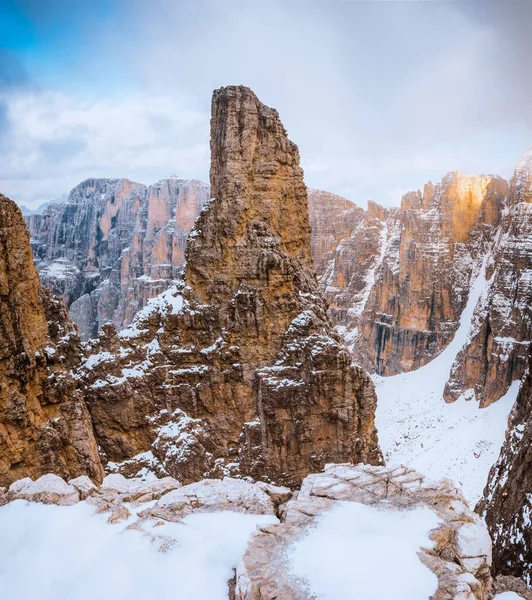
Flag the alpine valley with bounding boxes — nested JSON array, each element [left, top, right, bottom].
[[0, 85, 530, 600]]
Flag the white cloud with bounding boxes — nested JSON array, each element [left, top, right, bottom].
[[0, 90, 209, 207], [1, 0, 531, 208]]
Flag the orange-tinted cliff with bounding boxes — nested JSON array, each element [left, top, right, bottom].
[[0, 194, 102, 487]]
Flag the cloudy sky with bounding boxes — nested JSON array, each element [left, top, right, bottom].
[[1, 0, 531, 208]]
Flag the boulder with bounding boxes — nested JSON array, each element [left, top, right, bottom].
[[7, 474, 79, 506], [140, 477, 275, 521]]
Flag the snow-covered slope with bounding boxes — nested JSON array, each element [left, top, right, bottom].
[[375, 254, 519, 505], [0, 498, 276, 600]]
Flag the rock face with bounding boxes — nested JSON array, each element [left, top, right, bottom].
[[478, 351, 532, 585], [444, 152, 532, 406], [307, 188, 365, 277], [310, 163, 531, 406], [235, 464, 493, 600], [0, 194, 103, 487], [26, 177, 209, 340], [312, 172, 508, 376], [77, 85, 382, 487]]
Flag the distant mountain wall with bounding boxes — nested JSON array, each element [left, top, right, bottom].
[[26, 177, 209, 340], [309, 154, 532, 407]]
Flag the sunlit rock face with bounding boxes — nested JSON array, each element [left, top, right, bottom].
[[77, 86, 382, 487], [310, 172, 508, 379], [26, 177, 209, 340], [0, 194, 103, 487], [444, 152, 532, 407]]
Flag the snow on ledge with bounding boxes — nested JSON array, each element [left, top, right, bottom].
[[288, 502, 440, 600]]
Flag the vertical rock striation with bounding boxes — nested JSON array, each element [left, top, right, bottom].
[[78, 86, 382, 486], [307, 189, 365, 276], [479, 351, 532, 584], [310, 172, 508, 377], [26, 177, 209, 340], [358, 173, 508, 376], [444, 153, 532, 406], [0, 194, 103, 487]]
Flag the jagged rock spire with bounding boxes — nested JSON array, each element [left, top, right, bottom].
[[79, 86, 382, 485]]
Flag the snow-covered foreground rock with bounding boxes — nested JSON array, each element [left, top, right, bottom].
[[0, 473, 279, 600], [0, 502, 276, 600], [289, 503, 440, 600], [0, 465, 501, 600], [235, 464, 493, 600], [375, 256, 518, 504]]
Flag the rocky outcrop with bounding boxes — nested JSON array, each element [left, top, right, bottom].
[[478, 352, 532, 585], [0, 194, 103, 487], [0, 464, 504, 600], [311, 172, 508, 376], [444, 152, 532, 406], [359, 173, 509, 377], [307, 188, 365, 276], [26, 177, 209, 340], [311, 155, 531, 407], [235, 464, 493, 600], [77, 85, 382, 487]]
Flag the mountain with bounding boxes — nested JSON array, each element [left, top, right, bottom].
[[310, 162, 531, 407], [478, 348, 532, 585], [75, 85, 382, 486], [0, 84, 525, 598], [475, 151, 532, 583], [25, 177, 209, 340], [444, 151, 532, 406], [0, 194, 103, 487], [18, 199, 59, 216]]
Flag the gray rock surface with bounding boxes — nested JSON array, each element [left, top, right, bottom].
[[26, 177, 209, 340]]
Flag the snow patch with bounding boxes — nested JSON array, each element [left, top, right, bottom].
[[288, 502, 440, 600], [375, 251, 519, 504], [0, 500, 277, 600]]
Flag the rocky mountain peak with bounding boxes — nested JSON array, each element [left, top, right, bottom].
[[78, 85, 382, 486], [186, 85, 314, 302], [513, 147, 532, 205]]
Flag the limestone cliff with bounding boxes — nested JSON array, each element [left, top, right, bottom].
[[0, 194, 103, 487], [478, 351, 532, 584], [26, 177, 209, 340], [77, 86, 382, 486], [358, 173, 508, 376], [309, 169, 530, 407], [444, 152, 532, 406], [307, 189, 365, 276]]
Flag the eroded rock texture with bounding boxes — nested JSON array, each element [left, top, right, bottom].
[[236, 464, 493, 600], [311, 172, 508, 377], [77, 86, 382, 486], [444, 152, 532, 406], [307, 188, 365, 277], [26, 177, 209, 340], [0, 194, 103, 487], [478, 352, 532, 585]]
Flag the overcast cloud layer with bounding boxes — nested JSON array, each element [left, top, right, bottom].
[[1, 0, 531, 208]]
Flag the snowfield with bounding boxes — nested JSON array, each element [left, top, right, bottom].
[[0, 499, 277, 600], [289, 502, 440, 600], [375, 254, 519, 505]]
